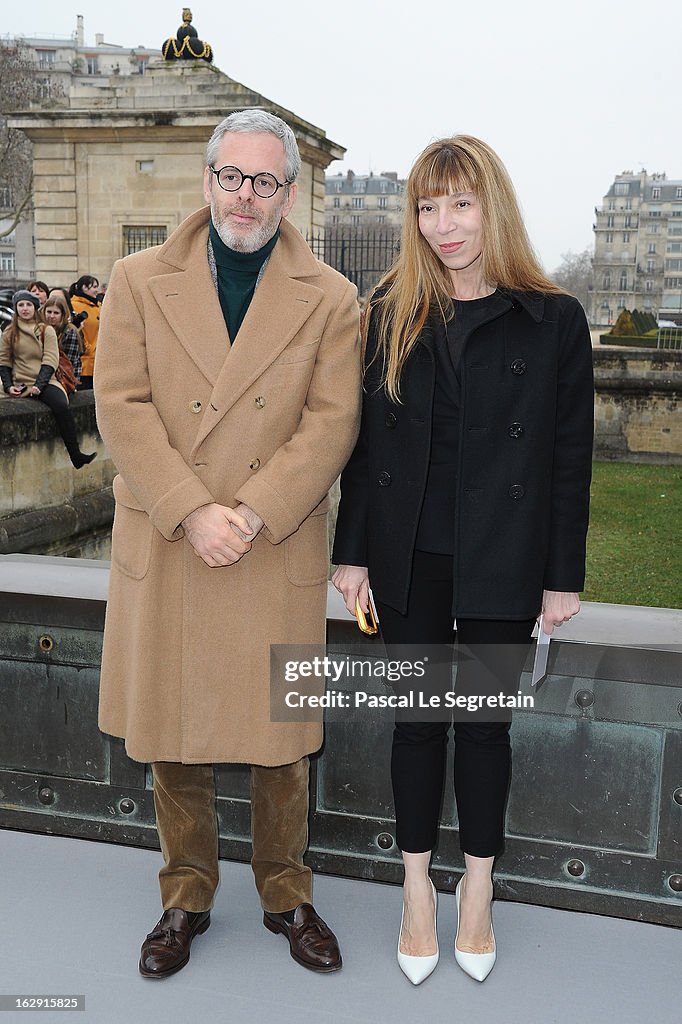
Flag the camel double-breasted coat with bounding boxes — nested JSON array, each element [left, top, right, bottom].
[[95, 208, 361, 765]]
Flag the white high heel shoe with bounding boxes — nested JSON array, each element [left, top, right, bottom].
[[454, 875, 496, 982], [397, 879, 439, 985]]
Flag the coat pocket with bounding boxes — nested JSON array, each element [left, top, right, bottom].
[[284, 505, 329, 587], [111, 476, 155, 580]]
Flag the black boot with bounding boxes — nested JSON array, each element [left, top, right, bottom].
[[70, 449, 97, 470], [34, 384, 98, 470]]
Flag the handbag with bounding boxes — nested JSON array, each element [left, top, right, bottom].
[[55, 348, 77, 394], [38, 323, 77, 394]]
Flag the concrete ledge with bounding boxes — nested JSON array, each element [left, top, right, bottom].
[[1, 553, 680, 647], [593, 348, 682, 368], [0, 490, 114, 555], [0, 390, 99, 447], [0, 391, 115, 529]]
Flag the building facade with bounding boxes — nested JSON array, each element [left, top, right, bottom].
[[592, 170, 682, 326], [325, 171, 404, 230], [17, 15, 161, 93], [9, 59, 344, 286], [0, 17, 162, 286], [4, 13, 343, 287]]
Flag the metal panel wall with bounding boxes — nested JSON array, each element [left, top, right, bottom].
[[1, 586, 681, 926]]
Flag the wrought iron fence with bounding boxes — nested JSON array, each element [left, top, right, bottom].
[[306, 228, 400, 299]]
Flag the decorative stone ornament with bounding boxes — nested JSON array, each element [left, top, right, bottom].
[[162, 8, 213, 62]]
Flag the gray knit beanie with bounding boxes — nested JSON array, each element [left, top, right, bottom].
[[13, 289, 41, 311]]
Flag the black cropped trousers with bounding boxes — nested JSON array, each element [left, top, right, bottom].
[[376, 551, 535, 858]]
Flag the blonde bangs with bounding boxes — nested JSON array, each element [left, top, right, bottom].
[[408, 143, 477, 206]]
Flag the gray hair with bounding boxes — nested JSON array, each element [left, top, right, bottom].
[[206, 108, 301, 182]]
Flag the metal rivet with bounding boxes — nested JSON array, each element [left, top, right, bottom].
[[38, 787, 54, 805], [254, 396, 265, 408], [575, 689, 594, 709], [249, 458, 260, 470], [38, 634, 54, 653], [566, 859, 585, 877], [667, 874, 682, 893], [678, 702, 682, 719], [674, 789, 682, 806], [190, 400, 202, 413], [377, 833, 394, 850], [119, 798, 135, 815]]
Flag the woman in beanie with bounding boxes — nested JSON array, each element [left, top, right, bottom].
[[0, 290, 96, 469], [70, 275, 101, 389]]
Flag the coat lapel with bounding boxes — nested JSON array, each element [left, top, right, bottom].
[[146, 208, 325, 447], [193, 221, 324, 447], [148, 267, 230, 386], [148, 207, 230, 386]]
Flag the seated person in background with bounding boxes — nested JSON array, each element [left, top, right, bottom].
[[0, 290, 96, 469], [41, 293, 83, 382]]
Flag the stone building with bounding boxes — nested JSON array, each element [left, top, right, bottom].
[[9, 58, 344, 286], [17, 14, 161, 90], [0, 16, 162, 284], [325, 171, 404, 230], [592, 170, 682, 327]]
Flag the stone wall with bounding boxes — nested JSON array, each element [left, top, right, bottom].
[[593, 348, 682, 463], [0, 392, 115, 555]]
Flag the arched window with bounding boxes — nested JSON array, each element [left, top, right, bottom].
[[603, 273, 611, 290], [619, 272, 628, 290]]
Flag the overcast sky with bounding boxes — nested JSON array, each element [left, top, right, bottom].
[[8, 0, 681, 271]]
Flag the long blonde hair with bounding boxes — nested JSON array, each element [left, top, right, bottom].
[[370, 135, 562, 401], [39, 293, 69, 336]]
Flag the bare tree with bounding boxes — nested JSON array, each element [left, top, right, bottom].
[[0, 41, 62, 239], [552, 248, 593, 311]]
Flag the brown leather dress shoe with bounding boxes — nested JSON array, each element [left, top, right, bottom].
[[263, 903, 342, 972], [139, 907, 211, 979]]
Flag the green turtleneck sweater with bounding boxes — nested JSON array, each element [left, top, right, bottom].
[[209, 220, 279, 343]]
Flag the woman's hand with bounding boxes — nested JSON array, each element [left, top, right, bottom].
[[29, 386, 41, 397], [8, 385, 24, 396], [332, 564, 370, 614], [540, 590, 580, 634]]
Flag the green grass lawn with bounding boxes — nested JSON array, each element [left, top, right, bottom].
[[584, 461, 682, 608]]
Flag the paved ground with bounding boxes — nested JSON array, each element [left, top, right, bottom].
[[2, 828, 681, 1024]]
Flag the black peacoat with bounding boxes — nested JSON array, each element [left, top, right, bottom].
[[332, 290, 594, 620]]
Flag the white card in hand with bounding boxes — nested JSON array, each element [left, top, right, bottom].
[[531, 614, 551, 688]]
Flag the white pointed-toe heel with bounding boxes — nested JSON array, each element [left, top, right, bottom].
[[397, 879, 439, 985], [454, 875, 496, 982]]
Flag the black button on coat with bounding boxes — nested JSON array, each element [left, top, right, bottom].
[[332, 290, 594, 619]]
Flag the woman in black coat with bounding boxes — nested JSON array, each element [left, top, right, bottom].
[[332, 136, 593, 985]]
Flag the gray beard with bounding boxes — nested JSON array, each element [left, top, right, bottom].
[[212, 205, 280, 253]]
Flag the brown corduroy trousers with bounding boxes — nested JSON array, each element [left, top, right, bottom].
[[152, 757, 312, 914]]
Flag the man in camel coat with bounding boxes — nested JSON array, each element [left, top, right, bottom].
[[94, 110, 361, 978]]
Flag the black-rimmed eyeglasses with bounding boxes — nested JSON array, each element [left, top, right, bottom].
[[209, 165, 291, 199]]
